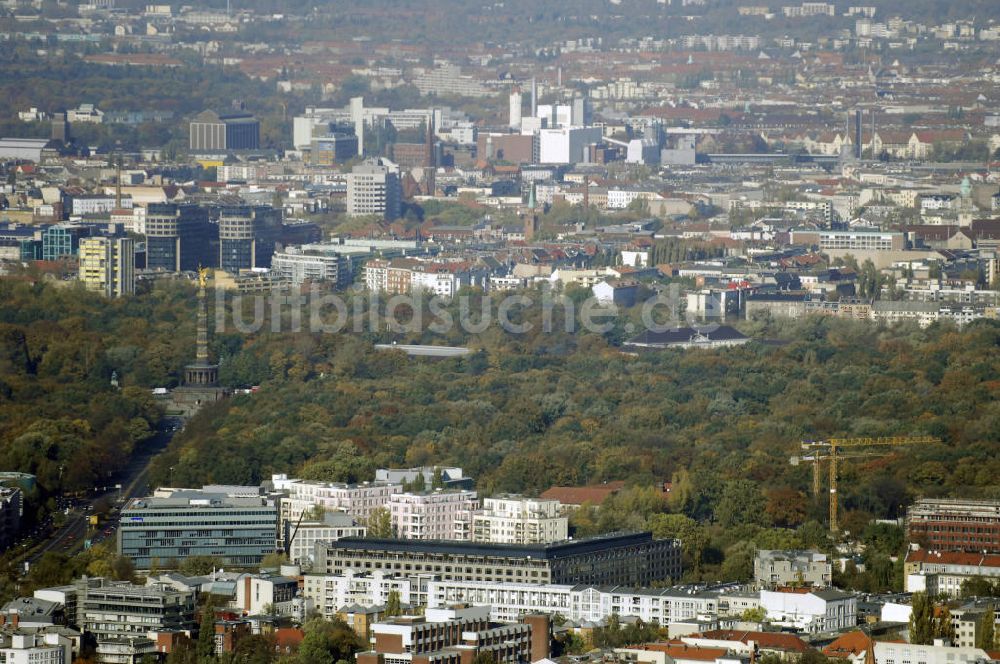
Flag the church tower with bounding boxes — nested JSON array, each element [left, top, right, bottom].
[[524, 183, 539, 242]]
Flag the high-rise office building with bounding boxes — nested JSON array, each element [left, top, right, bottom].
[[310, 133, 359, 166], [145, 203, 215, 272], [189, 111, 261, 152], [346, 159, 401, 220], [218, 205, 282, 273], [78, 237, 135, 297], [118, 488, 278, 569]]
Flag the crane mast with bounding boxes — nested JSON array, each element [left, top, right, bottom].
[[797, 436, 942, 534]]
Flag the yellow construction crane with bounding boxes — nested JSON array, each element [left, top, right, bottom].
[[793, 436, 941, 534]]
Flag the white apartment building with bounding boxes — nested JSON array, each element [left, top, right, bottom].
[[302, 570, 429, 618], [874, 641, 992, 664], [233, 573, 299, 618], [471, 496, 567, 545], [68, 194, 132, 216], [919, 194, 958, 212], [905, 549, 1000, 598], [410, 266, 463, 298], [363, 259, 389, 293], [782, 2, 835, 17], [412, 64, 491, 98], [818, 230, 905, 252], [425, 579, 720, 624], [389, 490, 479, 541], [271, 249, 350, 287], [549, 267, 619, 288], [0, 633, 72, 664], [218, 164, 268, 183], [287, 514, 367, 567], [607, 188, 663, 210], [301, 570, 723, 625], [278, 478, 401, 521], [346, 159, 401, 220], [760, 588, 856, 633]]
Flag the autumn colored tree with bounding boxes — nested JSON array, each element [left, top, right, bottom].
[[765, 487, 808, 528]]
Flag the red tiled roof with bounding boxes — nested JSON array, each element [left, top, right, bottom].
[[914, 129, 967, 143], [274, 627, 304, 650], [877, 131, 913, 145], [905, 548, 1000, 568], [822, 630, 873, 658], [698, 630, 811, 653]]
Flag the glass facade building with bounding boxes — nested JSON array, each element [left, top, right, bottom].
[[145, 204, 215, 272], [218, 205, 281, 273], [117, 489, 278, 569], [42, 225, 88, 261]]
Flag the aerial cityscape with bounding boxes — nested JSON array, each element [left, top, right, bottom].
[[2, 0, 1000, 663]]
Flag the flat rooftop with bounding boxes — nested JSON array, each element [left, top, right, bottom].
[[327, 531, 668, 560]]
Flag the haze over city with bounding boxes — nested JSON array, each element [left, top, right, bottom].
[[2, 2, 1000, 664]]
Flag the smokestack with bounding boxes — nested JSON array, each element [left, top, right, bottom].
[[531, 77, 538, 118], [425, 117, 436, 196]]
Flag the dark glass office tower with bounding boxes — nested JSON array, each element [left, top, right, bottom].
[[145, 203, 215, 272], [218, 205, 282, 273]]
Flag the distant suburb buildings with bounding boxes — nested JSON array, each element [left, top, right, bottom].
[[189, 110, 260, 152]]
